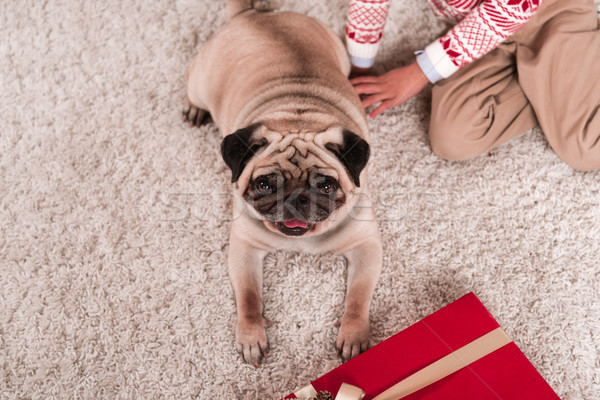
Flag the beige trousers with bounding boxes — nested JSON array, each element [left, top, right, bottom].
[[429, 0, 600, 171]]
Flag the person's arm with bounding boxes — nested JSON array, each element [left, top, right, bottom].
[[419, 0, 544, 82], [352, 0, 544, 117]]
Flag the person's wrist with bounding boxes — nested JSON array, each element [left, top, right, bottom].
[[415, 50, 443, 84], [410, 61, 428, 83]]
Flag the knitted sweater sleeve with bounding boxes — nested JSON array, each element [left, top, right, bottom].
[[345, 0, 392, 68], [417, 0, 544, 83]]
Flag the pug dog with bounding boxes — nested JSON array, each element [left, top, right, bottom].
[[183, 0, 382, 366]]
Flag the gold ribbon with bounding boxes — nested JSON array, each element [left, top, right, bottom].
[[293, 327, 512, 400], [373, 327, 512, 400]]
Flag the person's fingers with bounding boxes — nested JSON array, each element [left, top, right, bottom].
[[361, 93, 387, 109], [349, 75, 381, 85], [353, 83, 385, 95]]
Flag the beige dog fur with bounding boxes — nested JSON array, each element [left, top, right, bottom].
[[184, 0, 382, 366]]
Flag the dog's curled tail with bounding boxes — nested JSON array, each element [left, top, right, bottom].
[[227, 0, 283, 20]]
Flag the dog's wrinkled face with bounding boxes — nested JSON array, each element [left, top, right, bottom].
[[221, 124, 369, 237]]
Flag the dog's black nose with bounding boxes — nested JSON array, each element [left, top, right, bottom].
[[297, 195, 308, 205], [284, 190, 310, 219]]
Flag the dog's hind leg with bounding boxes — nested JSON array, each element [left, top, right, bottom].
[[183, 59, 211, 127], [182, 97, 211, 127]]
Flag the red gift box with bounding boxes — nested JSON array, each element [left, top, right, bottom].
[[283, 293, 560, 400]]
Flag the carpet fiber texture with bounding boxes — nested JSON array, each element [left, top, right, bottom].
[[1, 1, 599, 399]]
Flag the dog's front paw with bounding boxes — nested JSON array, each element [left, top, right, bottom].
[[335, 314, 370, 362], [236, 316, 271, 367]]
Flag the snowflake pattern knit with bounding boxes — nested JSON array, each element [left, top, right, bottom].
[[346, 0, 543, 79], [435, 0, 543, 68]]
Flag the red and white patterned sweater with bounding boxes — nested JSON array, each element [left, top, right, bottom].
[[346, 0, 544, 81], [424, 0, 543, 80]]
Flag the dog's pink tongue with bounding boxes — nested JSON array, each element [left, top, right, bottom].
[[283, 219, 308, 229]]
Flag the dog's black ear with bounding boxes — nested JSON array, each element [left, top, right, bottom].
[[325, 130, 370, 187], [221, 124, 267, 183]]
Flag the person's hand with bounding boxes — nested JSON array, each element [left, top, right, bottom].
[[350, 61, 429, 118]]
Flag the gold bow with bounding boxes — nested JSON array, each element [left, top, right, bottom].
[[294, 382, 365, 400]]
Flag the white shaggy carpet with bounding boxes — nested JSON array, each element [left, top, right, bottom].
[[1, 1, 599, 399]]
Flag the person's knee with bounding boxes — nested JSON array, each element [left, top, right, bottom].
[[567, 159, 599, 172], [545, 112, 600, 172], [429, 134, 472, 161], [552, 142, 600, 172]]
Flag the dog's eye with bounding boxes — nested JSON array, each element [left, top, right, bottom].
[[316, 177, 338, 194], [255, 178, 275, 195]]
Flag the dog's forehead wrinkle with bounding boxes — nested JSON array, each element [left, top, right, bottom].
[[281, 145, 296, 158], [291, 138, 311, 157]]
